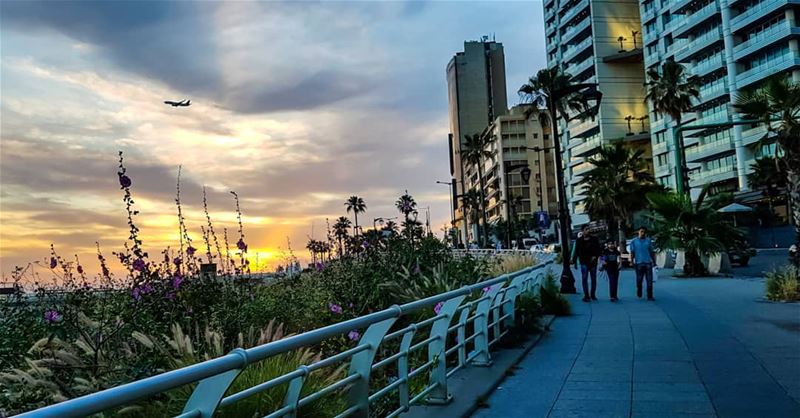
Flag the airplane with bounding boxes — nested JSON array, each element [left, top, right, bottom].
[[164, 99, 191, 107]]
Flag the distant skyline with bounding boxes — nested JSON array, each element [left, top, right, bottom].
[[0, 1, 546, 278]]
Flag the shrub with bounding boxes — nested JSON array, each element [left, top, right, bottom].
[[539, 271, 571, 316], [765, 266, 800, 302], [489, 254, 538, 276]]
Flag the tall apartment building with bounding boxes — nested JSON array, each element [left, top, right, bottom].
[[640, 0, 800, 197], [462, 106, 558, 243], [543, 0, 653, 227], [447, 39, 508, 244]]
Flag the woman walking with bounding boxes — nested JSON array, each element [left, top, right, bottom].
[[601, 241, 621, 302]]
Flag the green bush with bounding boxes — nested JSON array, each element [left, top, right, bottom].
[[765, 266, 800, 302], [539, 271, 571, 316]]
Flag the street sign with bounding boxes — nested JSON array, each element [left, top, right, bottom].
[[535, 211, 550, 229]]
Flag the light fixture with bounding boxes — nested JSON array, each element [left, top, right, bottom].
[[617, 36, 627, 52], [625, 115, 635, 135]]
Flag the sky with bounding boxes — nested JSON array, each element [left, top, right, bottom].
[[0, 0, 546, 280]]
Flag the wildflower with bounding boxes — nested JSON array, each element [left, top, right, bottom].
[[315, 262, 325, 272], [173, 257, 182, 266], [101, 266, 110, 277], [237, 238, 247, 252], [132, 258, 146, 272], [165, 291, 175, 301], [348, 330, 360, 341], [132, 287, 142, 301], [77, 265, 84, 274], [329, 303, 343, 314], [187, 246, 197, 256], [172, 274, 183, 290], [43, 310, 62, 324], [361, 240, 369, 248], [49, 257, 57, 269], [413, 264, 421, 274], [483, 286, 491, 293], [434, 302, 443, 314], [142, 283, 153, 294], [118, 174, 132, 188]]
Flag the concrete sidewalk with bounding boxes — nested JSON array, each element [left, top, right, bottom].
[[472, 269, 800, 418]]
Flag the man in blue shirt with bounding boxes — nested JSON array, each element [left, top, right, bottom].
[[630, 226, 656, 300]]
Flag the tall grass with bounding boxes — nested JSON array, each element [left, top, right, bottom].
[[765, 266, 800, 302]]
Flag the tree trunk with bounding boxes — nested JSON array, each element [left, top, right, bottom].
[[477, 162, 488, 247], [616, 217, 627, 252], [787, 167, 800, 243], [354, 213, 359, 236], [684, 250, 705, 276]]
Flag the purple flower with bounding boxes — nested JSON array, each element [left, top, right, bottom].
[[172, 274, 183, 290], [77, 265, 84, 274], [142, 283, 153, 294], [132, 258, 146, 272], [237, 238, 247, 252], [348, 330, 360, 341], [434, 302, 443, 314], [329, 303, 343, 314], [43, 310, 62, 324], [186, 246, 196, 256], [49, 257, 57, 269], [165, 291, 175, 301], [173, 257, 182, 266], [361, 240, 369, 249], [482, 286, 492, 293], [413, 264, 421, 274], [315, 262, 325, 272], [132, 287, 142, 301], [118, 174, 132, 188]]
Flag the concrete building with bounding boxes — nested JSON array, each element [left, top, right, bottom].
[[543, 0, 653, 227], [461, 106, 558, 244], [447, 38, 509, 244], [639, 0, 800, 198]]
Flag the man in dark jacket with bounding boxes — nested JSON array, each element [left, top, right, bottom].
[[571, 225, 602, 302]]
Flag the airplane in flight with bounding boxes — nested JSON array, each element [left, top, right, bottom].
[[164, 99, 191, 107]]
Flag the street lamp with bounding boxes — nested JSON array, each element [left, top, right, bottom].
[[373, 217, 397, 231], [539, 83, 602, 294]]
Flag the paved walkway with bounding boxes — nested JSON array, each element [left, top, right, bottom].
[[473, 269, 800, 418]]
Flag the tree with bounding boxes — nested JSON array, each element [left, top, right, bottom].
[[383, 220, 399, 236], [395, 191, 417, 239], [460, 133, 495, 247], [580, 143, 665, 245], [644, 59, 700, 193], [332, 216, 352, 256], [460, 190, 481, 245], [345, 196, 367, 236], [749, 156, 787, 225], [646, 187, 744, 276], [735, 76, 800, 240], [518, 67, 594, 123]]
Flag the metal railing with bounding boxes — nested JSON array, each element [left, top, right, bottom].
[[19, 257, 556, 418], [451, 249, 538, 257]]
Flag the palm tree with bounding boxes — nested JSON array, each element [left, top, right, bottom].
[[383, 220, 399, 236], [395, 191, 417, 238], [735, 76, 800, 239], [646, 187, 744, 276], [460, 189, 481, 245], [644, 59, 700, 193], [518, 67, 595, 125], [749, 156, 787, 225], [332, 216, 352, 256], [345, 196, 367, 235], [580, 143, 664, 245], [460, 133, 495, 246]]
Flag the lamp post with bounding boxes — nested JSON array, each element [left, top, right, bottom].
[[539, 83, 602, 294], [526, 145, 556, 243]]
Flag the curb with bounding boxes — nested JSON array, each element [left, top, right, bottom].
[[402, 314, 558, 418]]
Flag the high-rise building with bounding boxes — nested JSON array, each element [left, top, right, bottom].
[[640, 0, 799, 198], [543, 0, 653, 228], [447, 39, 509, 244], [462, 106, 558, 243]]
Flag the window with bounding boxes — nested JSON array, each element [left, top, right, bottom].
[[655, 131, 667, 144], [656, 154, 669, 166]]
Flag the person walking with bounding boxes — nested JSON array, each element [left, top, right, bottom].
[[571, 225, 602, 302], [630, 226, 657, 301], [601, 241, 621, 302]]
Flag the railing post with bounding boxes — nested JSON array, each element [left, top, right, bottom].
[[398, 330, 415, 412], [456, 308, 469, 368], [182, 348, 248, 418], [281, 365, 309, 418], [426, 294, 466, 404], [347, 307, 399, 418], [470, 283, 503, 366]]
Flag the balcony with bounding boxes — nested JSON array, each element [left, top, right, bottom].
[[641, 6, 657, 23], [685, 140, 735, 162], [730, 0, 800, 32], [568, 156, 585, 167], [690, 55, 725, 78], [564, 55, 595, 77], [603, 48, 644, 63], [693, 80, 728, 107], [652, 140, 668, 155], [655, 164, 672, 178], [569, 118, 599, 139], [689, 165, 738, 187], [737, 52, 800, 88], [572, 134, 602, 157], [643, 28, 660, 46], [572, 162, 595, 176], [672, 2, 720, 39], [734, 23, 800, 61], [562, 37, 593, 62], [650, 117, 666, 133], [559, 0, 590, 29], [693, 109, 730, 128], [561, 17, 592, 44], [670, 0, 695, 15], [675, 28, 723, 62]]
